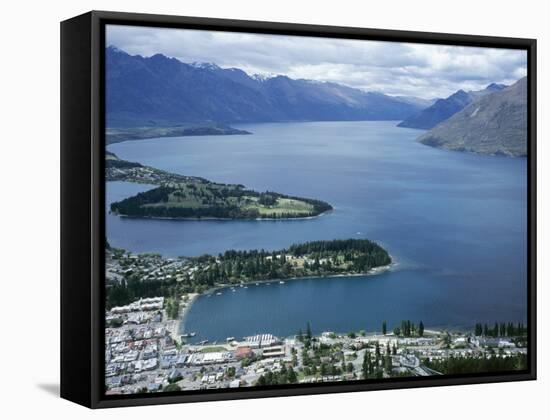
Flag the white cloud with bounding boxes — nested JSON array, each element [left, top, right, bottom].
[[106, 24, 527, 99]]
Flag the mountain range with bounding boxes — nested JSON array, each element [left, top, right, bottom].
[[418, 77, 527, 157], [397, 83, 507, 129], [106, 46, 426, 127]]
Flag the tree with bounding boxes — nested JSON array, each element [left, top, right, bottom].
[[384, 354, 392, 372], [306, 321, 313, 345], [419, 321, 424, 337], [475, 323, 483, 336], [393, 327, 401, 336], [382, 320, 387, 335], [287, 366, 297, 383], [401, 320, 408, 337], [165, 297, 180, 320], [163, 383, 181, 392], [362, 349, 371, 379]]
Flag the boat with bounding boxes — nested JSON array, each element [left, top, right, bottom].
[[216, 292, 222, 296], [255, 283, 260, 286], [279, 281, 285, 284], [226, 336, 235, 342], [181, 332, 196, 338], [198, 340, 209, 345]]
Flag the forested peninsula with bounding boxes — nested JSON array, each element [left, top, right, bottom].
[[107, 152, 332, 220], [106, 239, 392, 308]]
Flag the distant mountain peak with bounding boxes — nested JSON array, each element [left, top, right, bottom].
[[252, 73, 275, 82], [107, 45, 125, 54], [485, 82, 507, 92], [398, 82, 510, 130], [190, 62, 221, 71], [451, 89, 469, 98]]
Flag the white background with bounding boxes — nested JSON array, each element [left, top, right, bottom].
[[0, 0, 547, 418]]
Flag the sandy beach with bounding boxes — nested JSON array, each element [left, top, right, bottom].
[[169, 293, 199, 342]]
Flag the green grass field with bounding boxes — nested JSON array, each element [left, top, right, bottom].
[[244, 197, 315, 217], [199, 346, 228, 353]]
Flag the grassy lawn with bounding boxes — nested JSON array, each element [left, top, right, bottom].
[[199, 346, 228, 353], [245, 197, 315, 216]]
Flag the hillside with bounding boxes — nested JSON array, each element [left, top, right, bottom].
[[417, 77, 527, 156], [397, 83, 506, 129], [106, 46, 425, 126]]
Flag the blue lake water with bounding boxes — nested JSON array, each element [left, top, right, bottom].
[[107, 121, 527, 340]]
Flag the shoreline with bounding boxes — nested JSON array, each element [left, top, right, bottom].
[[177, 259, 396, 334], [171, 293, 199, 341], [113, 208, 332, 222]]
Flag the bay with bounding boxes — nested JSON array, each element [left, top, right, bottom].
[[107, 121, 527, 340]]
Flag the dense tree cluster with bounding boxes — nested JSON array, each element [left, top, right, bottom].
[[256, 364, 298, 386], [392, 320, 424, 337], [191, 239, 391, 286], [424, 353, 527, 375], [162, 383, 181, 392], [299, 341, 348, 377], [165, 297, 180, 319], [289, 239, 391, 271], [258, 192, 277, 206], [106, 275, 184, 309], [474, 322, 527, 337]]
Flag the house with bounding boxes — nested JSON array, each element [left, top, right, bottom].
[[235, 346, 253, 360], [262, 345, 285, 358]]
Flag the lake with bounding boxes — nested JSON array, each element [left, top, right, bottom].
[[107, 121, 527, 341]]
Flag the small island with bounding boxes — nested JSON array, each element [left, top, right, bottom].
[[107, 152, 333, 220], [106, 239, 392, 309]]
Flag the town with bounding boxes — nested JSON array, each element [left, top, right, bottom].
[[105, 294, 528, 395]]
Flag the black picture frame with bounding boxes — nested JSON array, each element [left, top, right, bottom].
[[60, 10, 537, 409]]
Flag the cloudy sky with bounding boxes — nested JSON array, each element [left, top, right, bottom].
[[106, 24, 527, 99]]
